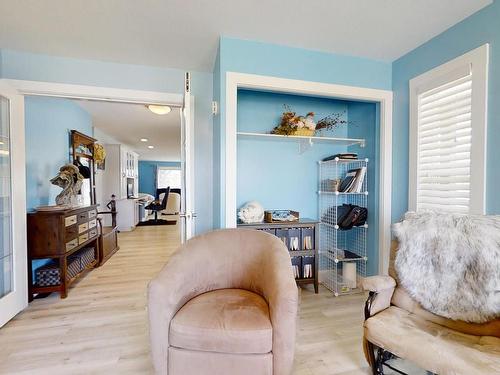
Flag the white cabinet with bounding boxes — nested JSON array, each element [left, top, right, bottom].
[[122, 149, 139, 179], [98, 144, 139, 229], [101, 144, 138, 201], [115, 198, 140, 232]]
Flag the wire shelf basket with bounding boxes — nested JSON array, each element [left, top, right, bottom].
[[318, 158, 368, 296]]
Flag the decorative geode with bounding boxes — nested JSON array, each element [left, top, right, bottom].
[[238, 201, 264, 224]]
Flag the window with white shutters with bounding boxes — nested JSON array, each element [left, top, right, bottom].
[[409, 45, 489, 215], [416, 75, 472, 213]]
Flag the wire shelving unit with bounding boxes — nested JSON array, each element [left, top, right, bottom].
[[318, 158, 368, 296]]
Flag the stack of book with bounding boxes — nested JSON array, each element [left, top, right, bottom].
[[322, 153, 358, 162], [339, 167, 367, 193]]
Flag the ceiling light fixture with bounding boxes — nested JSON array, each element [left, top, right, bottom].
[[147, 104, 171, 115], [148, 145, 154, 149], [140, 138, 148, 142]]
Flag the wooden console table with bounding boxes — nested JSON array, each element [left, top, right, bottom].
[[27, 205, 99, 300], [238, 219, 319, 293]]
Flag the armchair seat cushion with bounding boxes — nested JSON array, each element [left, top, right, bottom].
[[364, 306, 500, 375], [170, 289, 273, 355]]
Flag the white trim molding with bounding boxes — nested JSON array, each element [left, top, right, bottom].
[[224, 72, 393, 275], [0, 80, 28, 327], [409, 44, 489, 214], [2, 79, 184, 107]]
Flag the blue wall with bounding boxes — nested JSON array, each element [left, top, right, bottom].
[[213, 37, 393, 227], [138, 160, 181, 196], [25, 96, 92, 276], [236, 90, 379, 275], [0, 48, 214, 234], [392, 0, 500, 220], [25, 96, 92, 211], [237, 90, 348, 218]]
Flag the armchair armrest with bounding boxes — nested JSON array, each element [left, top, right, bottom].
[[362, 275, 396, 293], [361, 276, 396, 319]]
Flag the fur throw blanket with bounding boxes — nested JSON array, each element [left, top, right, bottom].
[[393, 211, 500, 323]]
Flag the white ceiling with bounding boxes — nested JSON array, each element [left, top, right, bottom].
[[75, 100, 181, 162], [0, 1, 492, 71]]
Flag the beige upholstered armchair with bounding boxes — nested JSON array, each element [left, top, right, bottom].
[[148, 229, 299, 375], [362, 241, 500, 375]]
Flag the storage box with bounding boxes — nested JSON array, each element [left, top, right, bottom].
[[66, 257, 81, 279], [287, 228, 301, 251], [264, 210, 299, 223], [275, 229, 289, 248], [301, 227, 315, 250], [302, 256, 315, 279], [35, 256, 82, 286], [79, 247, 96, 268], [35, 262, 60, 286], [70, 247, 96, 271], [258, 228, 276, 236], [290, 256, 302, 279]]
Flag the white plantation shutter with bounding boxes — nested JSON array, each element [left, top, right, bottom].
[[416, 75, 472, 213], [409, 45, 489, 215]]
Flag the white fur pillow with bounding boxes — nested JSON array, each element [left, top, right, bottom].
[[393, 211, 500, 323]]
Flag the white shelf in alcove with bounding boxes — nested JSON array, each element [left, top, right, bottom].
[[237, 132, 365, 154]]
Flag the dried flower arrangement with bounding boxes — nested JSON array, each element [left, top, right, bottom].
[[271, 105, 349, 136]]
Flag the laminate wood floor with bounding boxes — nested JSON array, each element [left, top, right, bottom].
[[0, 224, 370, 375]]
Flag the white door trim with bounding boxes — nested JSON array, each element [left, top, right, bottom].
[[224, 72, 393, 274], [2, 79, 184, 107], [0, 81, 28, 327]]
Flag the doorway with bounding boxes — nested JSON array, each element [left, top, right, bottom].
[[0, 77, 196, 326]]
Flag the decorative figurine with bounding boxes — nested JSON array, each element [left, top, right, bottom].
[[50, 164, 84, 206]]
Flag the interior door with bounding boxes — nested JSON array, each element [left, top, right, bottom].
[[180, 73, 196, 242], [0, 80, 27, 327]]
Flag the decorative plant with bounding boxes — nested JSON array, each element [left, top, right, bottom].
[[271, 105, 349, 135], [315, 111, 349, 132]]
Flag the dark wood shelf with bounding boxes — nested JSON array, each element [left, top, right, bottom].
[[75, 152, 93, 159], [237, 220, 319, 293], [28, 205, 100, 300], [238, 218, 319, 228], [289, 249, 316, 256]]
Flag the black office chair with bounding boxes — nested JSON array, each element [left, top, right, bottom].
[[145, 187, 170, 222]]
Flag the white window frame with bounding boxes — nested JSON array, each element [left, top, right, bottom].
[[156, 166, 182, 190], [409, 44, 489, 214]]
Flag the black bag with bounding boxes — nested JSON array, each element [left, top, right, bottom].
[[321, 204, 368, 229], [337, 204, 367, 230]]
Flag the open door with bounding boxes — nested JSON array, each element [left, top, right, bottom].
[[0, 80, 28, 327], [179, 73, 196, 242]]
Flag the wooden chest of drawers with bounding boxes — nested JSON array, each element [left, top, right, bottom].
[[27, 205, 99, 299]]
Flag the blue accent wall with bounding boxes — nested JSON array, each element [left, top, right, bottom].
[[138, 160, 181, 197], [213, 37, 393, 227], [24, 96, 92, 277], [237, 90, 348, 219], [25, 96, 92, 211], [392, 1, 500, 220], [0, 48, 214, 234], [236, 90, 379, 275]]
